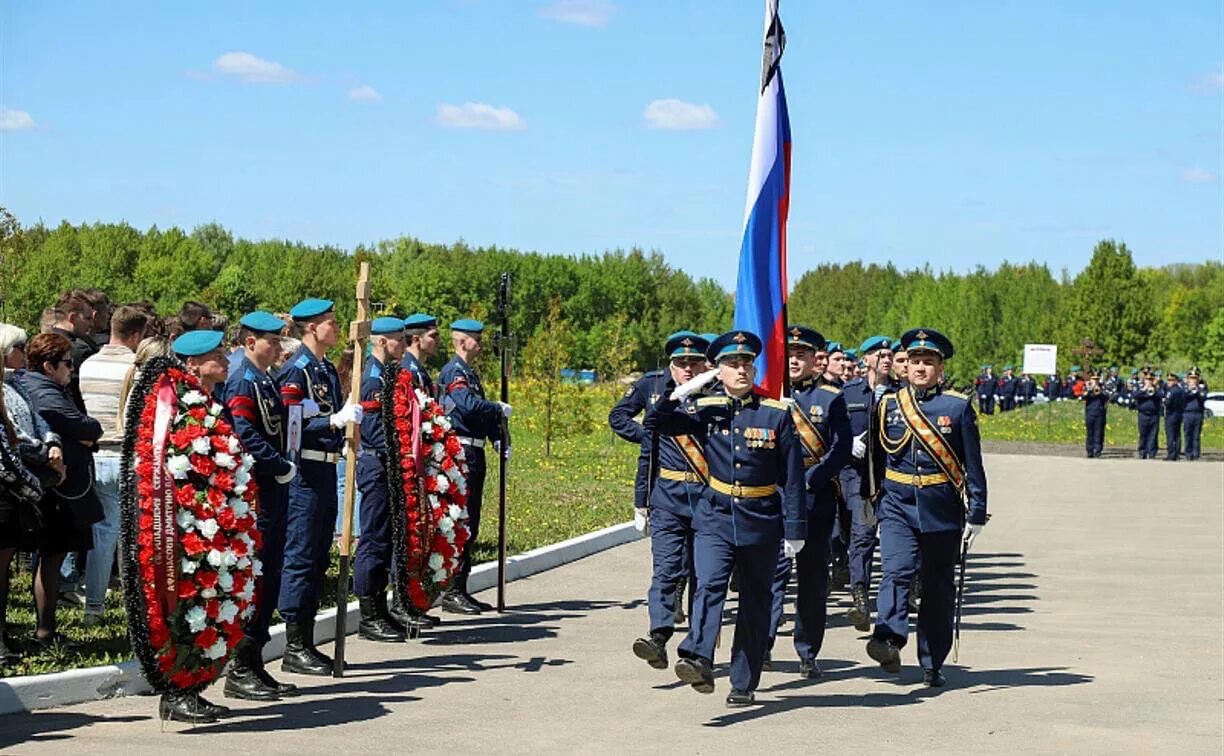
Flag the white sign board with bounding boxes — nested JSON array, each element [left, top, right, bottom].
[[1023, 344, 1058, 375]]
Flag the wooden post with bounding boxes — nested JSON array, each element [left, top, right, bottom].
[[333, 261, 371, 677]]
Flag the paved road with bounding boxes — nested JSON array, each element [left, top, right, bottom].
[[3, 454, 1222, 754]]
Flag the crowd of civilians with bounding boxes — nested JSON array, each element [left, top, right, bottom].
[[0, 290, 317, 667]]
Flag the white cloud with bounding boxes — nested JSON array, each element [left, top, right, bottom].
[[643, 99, 718, 130], [1180, 167, 1217, 183], [436, 102, 526, 131], [347, 85, 382, 102], [538, 0, 616, 27], [0, 106, 35, 131], [212, 51, 299, 84]]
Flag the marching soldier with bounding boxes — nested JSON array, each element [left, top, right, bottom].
[[866, 328, 988, 688], [822, 341, 846, 387], [276, 298, 363, 675], [438, 319, 511, 614], [1183, 368, 1207, 460], [1082, 370, 1108, 458], [819, 340, 850, 589], [223, 312, 301, 701], [767, 326, 850, 677], [1162, 373, 1186, 461], [1132, 370, 1161, 459], [621, 332, 710, 671], [646, 330, 805, 707], [354, 317, 410, 643]]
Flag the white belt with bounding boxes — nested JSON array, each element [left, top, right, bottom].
[[457, 436, 486, 449], [300, 449, 340, 464]]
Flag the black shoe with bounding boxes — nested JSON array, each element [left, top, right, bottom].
[[848, 583, 871, 632], [674, 657, 715, 694], [159, 692, 218, 724], [376, 593, 421, 639], [632, 634, 668, 670], [440, 589, 482, 615], [224, 649, 280, 701], [866, 637, 902, 674], [725, 688, 755, 707], [358, 596, 406, 643], [797, 658, 821, 679], [923, 668, 947, 688], [302, 618, 336, 670], [281, 622, 331, 676], [466, 592, 495, 612], [390, 596, 441, 629], [252, 655, 299, 697], [196, 694, 230, 718]]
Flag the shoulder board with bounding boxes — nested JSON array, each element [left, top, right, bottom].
[[293, 355, 309, 369], [944, 390, 969, 400], [760, 398, 789, 410], [696, 396, 729, 407], [819, 385, 841, 395]]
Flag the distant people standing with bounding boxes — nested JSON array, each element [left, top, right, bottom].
[[1082, 371, 1108, 458], [1162, 373, 1186, 461], [1182, 368, 1207, 461], [1131, 371, 1161, 459], [1044, 372, 1061, 402], [975, 365, 995, 414], [997, 366, 1017, 412]]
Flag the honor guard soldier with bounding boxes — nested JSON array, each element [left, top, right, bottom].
[[1082, 370, 1108, 458], [822, 341, 846, 388], [646, 330, 806, 707], [975, 365, 996, 414], [767, 326, 850, 677], [1182, 368, 1207, 460], [354, 317, 411, 643], [276, 298, 363, 675], [624, 332, 710, 671], [400, 313, 439, 396], [997, 366, 1017, 412], [222, 312, 301, 701], [841, 335, 895, 631], [866, 328, 988, 687], [1131, 370, 1161, 459], [891, 343, 909, 386], [820, 340, 850, 589], [1162, 373, 1186, 461], [439, 319, 512, 615]]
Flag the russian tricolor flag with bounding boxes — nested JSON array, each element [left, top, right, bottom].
[[733, 0, 790, 399]]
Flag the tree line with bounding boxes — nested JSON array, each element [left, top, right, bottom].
[[2, 210, 1220, 385]]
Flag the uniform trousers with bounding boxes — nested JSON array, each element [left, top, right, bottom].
[[353, 453, 392, 596], [279, 458, 337, 623]]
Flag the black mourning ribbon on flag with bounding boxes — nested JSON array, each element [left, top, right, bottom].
[[760, 12, 786, 94]]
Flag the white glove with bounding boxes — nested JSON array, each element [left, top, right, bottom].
[[783, 539, 805, 558], [274, 461, 297, 485], [669, 368, 719, 401], [633, 508, 648, 533], [851, 431, 868, 459], [300, 398, 321, 419], [497, 401, 513, 419], [329, 401, 363, 428], [494, 440, 511, 461], [963, 522, 984, 552]]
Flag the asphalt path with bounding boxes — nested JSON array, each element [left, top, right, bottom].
[[3, 454, 1221, 754]]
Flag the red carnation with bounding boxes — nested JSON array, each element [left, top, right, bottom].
[[231, 571, 247, 594], [196, 570, 219, 590], [205, 598, 221, 619], [210, 434, 230, 452], [140, 561, 156, 582], [157, 647, 177, 672], [182, 531, 208, 556], [214, 419, 232, 435], [188, 406, 207, 422], [192, 454, 217, 476], [170, 670, 195, 689], [194, 625, 219, 650], [216, 507, 237, 530], [136, 530, 154, 549], [213, 470, 235, 493], [150, 624, 171, 650], [175, 485, 198, 508], [206, 486, 226, 509], [178, 579, 198, 600]]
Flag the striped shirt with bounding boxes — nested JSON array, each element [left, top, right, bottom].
[[79, 344, 135, 445]]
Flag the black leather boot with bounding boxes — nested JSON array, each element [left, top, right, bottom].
[[389, 592, 440, 628], [377, 592, 420, 639], [457, 575, 493, 612], [281, 621, 330, 676], [866, 637, 902, 674], [303, 617, 335, 670], [674, 656, 715, 694], [440, 579, 482, 615], [224, 642, 280, 701], [631, 632, 669, 669], [358, 596, 406, 642], [159, 691, 218, 724], [196, 694, 231, 718], [847, 583, 871, 632], [252, 652, 299, 697]]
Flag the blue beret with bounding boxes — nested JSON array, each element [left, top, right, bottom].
[[172, 329, 225, 357], [892, 341, 906, 353], [403, 313, 437, 329], [239, 311, 286, 334], [859, 335, 893, 355], [665, 331, 709, 359], [825, 341, 843, 354], [371, 317, 405, 335], [289, 298, 334, 320], [1004, 364, 1014, 371], [786, 325, 826, 351], [1070, 364, 1081, 372], [843, 348, 858, 360], [707, 330, 762, 362], [900, 328, 954, 359], [450, 318, 484, 334]]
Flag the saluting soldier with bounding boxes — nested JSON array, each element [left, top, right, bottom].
[[766, 326, 850, 677], [276, 298, 363, 675], [438, 319, 512, 614], [646, 330, 805, 707], [1182, 367, 1207, 461], [1131, 370, 1162, 460], [1082, 370, 1108, 458], [222, 312, 301, 701], [866, 328, 988, 688], [622, 332, 711, 672]]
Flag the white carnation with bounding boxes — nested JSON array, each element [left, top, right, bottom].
[[176, 509, 195, 530], [224, 549, 238, 567], [185, 605, 207, 632], [218, 600, 239, 624], [434, 475, 449, 494], [240, 604, 254, 620], [207, 549, 224, 567], [218, 572, 234, 592], [204, 637, 229, 660], [180, 557, 198, 574], [229, 497, 249, 517], [428, 552, 444, 571], [167, 454, 192, 479], [182, 390, 207, 407], [191, 437, 211, 455], [214, 452, 236, 470], [438, 517, 454, 535], [203, 414, 217, 429], [209, 402, 222, 416], [236, 556, 251, 571], [228, 436, 241, 455], [239, 454, 254, 473], [201, 587, 216, 599], [432, 568, 448, 583], [196, 518, 219, 539], [448, 504, 463, 522]]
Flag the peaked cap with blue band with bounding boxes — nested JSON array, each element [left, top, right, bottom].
[[786, 325, 826, 351], [900, 327, 954, 359], [707, 330, 762, 363], [289, 298, 334, 320], [665, 331, 709, 359], [172, 329, 225, 357], [239, 311, 286, 334]]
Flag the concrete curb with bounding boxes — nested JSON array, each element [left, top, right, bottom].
[[0, 522, 640, 716]]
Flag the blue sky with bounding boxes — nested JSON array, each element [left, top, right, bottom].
[[2, 1, 1220, 287]]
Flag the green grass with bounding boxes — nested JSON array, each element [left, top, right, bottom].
[[978, 399, 1224, 449]]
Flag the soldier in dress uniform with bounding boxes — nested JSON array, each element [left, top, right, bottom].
[[975, 365, 996, 415], [866, 328, 988, 688], [1182, 368, 1207, 461], [891, 343, 908, 386], [276, 298, 363, 675], [646, 330, 805, 707], [766, 326, 850, 677], [222, 312, 301, 701], [1082, 370, 1108, 459], [1131, 370, 1162, 460], [438, 319, 512, 614], [1162, 373, 1186, 461], [841, 348, 859, 384], [622, 332, 711, 671], [997, 366, 1017, 412], [353, 317, 411, 643], [822, 342, 846, 388]]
